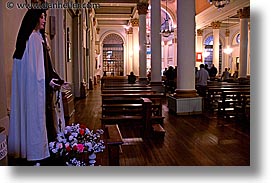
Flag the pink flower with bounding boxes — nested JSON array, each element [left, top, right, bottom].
[[77, 144, 84, 152]]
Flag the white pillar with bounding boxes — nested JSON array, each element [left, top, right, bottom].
[[167, 0, 202, 115], [224, 29, 230, 69], [211, 21, 221, 75], [49, 4, 66, 79], [150, 0, 161, 82], [73, 13, 81, 97], [137, 2, 148, 81], [125, 28, 133, 75], [173, 31, 177, 67], [176, 0, 196, 96], [196, 29, 203, 66], [163, 42, 168, 68], [238, 7, 250, 79], [131, 19, 139, 76]]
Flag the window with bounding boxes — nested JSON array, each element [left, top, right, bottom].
[[204, 35, 222, 73]]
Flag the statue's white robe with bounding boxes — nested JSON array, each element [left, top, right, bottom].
[[8, 31, 50, 161]]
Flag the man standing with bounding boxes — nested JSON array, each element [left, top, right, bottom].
[[209, 64, 218, 81], [196, 64, 210, 97]]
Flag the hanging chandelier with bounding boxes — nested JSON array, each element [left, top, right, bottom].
[[160, 0, 174, 37], [208, 0, 230, 9]]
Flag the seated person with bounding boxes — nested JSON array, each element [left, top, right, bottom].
[[221, 68, 230, 81], [128, 71, 136, 84]]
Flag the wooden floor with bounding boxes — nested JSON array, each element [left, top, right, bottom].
[[73, 85, 250, 166], [8, 84, 250, 166]]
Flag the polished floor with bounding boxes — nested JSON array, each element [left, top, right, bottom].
[[8, 84, 250, 166], [73, 84, 250, 166]]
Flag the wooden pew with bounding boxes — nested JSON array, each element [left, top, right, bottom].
[[205, 86, 250, 112], [217, 90, 250, 120], [104, 124, 123, 166], [102, 83, 149, 90], [101, 90, 157, 94], [102, 86, 152, 90], [101, 76, 129, 88], [101, 97, 153, 138], [101, 93, 165, 124]]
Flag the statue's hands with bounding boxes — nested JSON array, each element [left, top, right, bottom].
[[49, 78, 61, 90]]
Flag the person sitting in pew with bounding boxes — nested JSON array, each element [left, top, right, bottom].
[[128, 71, 136, 84], [221, 68, 230, 81]]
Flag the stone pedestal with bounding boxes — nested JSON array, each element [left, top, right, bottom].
[[168, 95, 202, 115]]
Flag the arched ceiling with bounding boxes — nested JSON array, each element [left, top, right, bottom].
[[89, 0, 248, 30]]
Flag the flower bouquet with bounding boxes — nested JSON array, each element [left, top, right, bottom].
[[49, 123, 105, 166]]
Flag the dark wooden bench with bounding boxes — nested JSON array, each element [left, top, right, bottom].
[[217, 90, 250, 120], [102, 86, 152, 90], [101, 93, 165, 124], [101, 90, 157, 94], [102, 83, 149, 90], [205, 87, 250, 112], [104, 124, 123, 166], [152, 124, 166, 139], [101, 97, 153, 138]]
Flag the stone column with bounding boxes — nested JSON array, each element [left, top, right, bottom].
[[163, 41, 168, 68], [125, 27, 133, 75], [175, 0, 196, 97], [73, 12, 81, 97], [211, 21, 221, 75], [168, 0, 201, 115], [238, 7, 250, 79], [137, 2, 149, 83], [196, 29, 203, 66], [150, 0, 163, 91], [131, 19, 140, 76], [173, 36, 177, 67], [224, 29, 230, 69], [49, 0, 66, 79]]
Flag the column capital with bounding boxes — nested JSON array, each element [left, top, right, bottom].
[[238, 6, 250, 19], [197, 29, 203, 36], [225, 29, 230, 37], [125, 27, 133, 34], [131, 18, 139, 27], [211, 21, 221, 29], [137, 2, 149, 15]]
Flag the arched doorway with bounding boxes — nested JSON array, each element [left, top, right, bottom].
[[102, 34, 124, 76], [204, 35, 222, 74]]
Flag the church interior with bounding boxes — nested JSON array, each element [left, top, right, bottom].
[[0, 0, 250, 166]]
